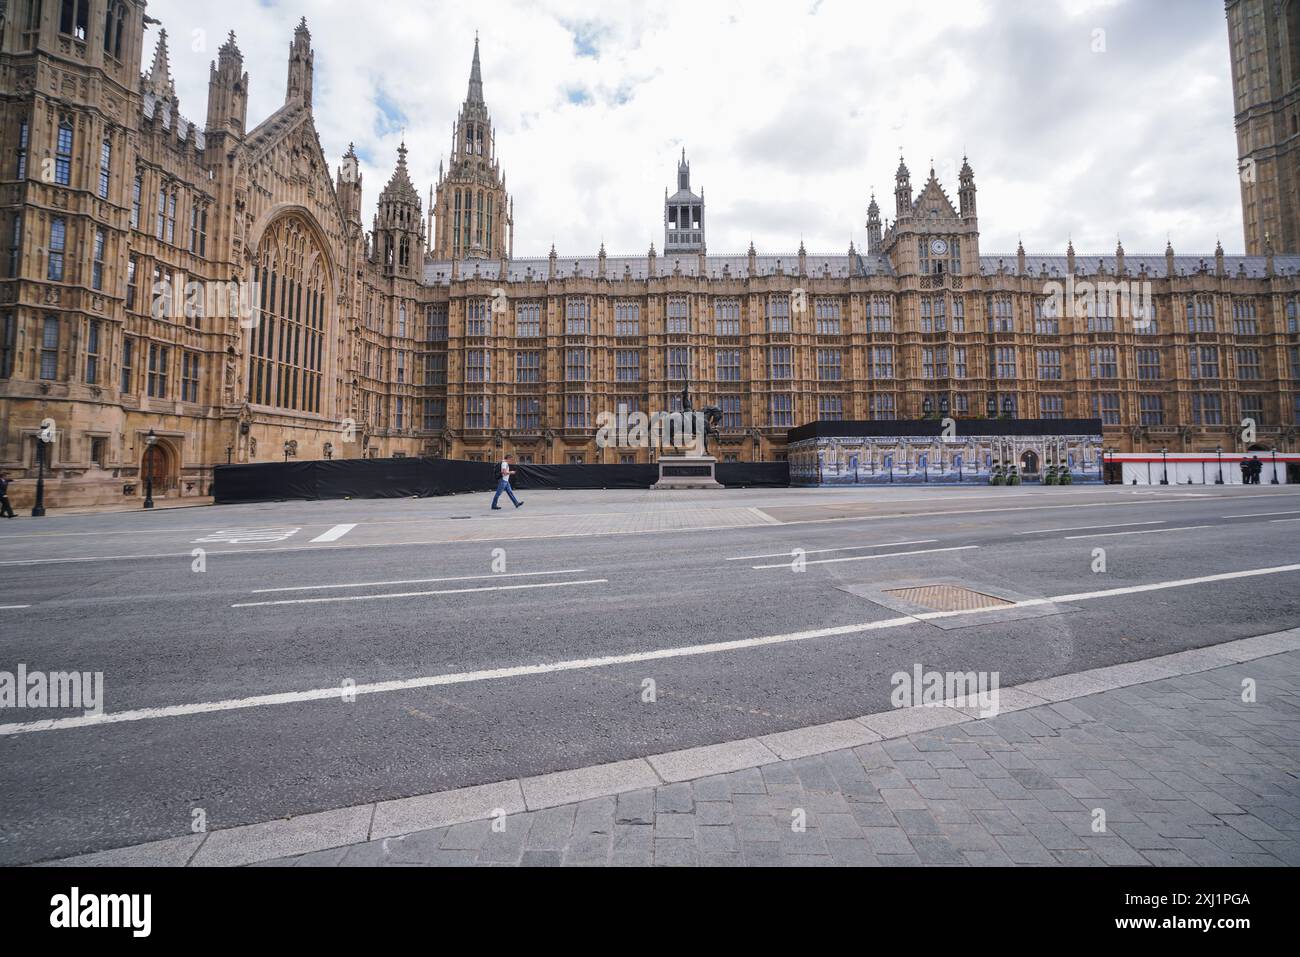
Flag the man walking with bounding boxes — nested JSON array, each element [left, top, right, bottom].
[[491, 453, 524, 510], [0, 472, 14, 518]]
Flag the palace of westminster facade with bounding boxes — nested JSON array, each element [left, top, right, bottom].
[[2, 1, 1300, 504]]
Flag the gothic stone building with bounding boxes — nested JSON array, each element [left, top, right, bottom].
[[2, 3, 1300, 507]]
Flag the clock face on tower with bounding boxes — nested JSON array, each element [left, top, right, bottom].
[[930, 238, 949, 256]]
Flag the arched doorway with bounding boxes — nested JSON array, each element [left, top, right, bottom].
[[1020, 449, 1039, 474], [141, 440, 175, 493]]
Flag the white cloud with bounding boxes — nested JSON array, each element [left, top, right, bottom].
[[149, 0, 1243, 257]]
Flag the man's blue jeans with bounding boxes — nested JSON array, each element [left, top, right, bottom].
[[492, 478, 520, 508]]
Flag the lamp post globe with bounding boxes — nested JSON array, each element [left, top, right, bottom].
[[31, 423, 54, 517], [143, 429, 158, 508]]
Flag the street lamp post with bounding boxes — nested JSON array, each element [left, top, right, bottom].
[[143, 429, 158, 509], [31, 424, 54, 517], [1215, 445, 1224, 485], [1271, 448, 1280, 484], [1160, 447, 1169, 485], [226, 446, 233, 464]]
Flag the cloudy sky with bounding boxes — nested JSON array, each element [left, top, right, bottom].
[[150, 0, 1242, 258]]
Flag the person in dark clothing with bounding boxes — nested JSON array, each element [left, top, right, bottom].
[[1240, 458, 1250, 485], [1250, 455, 1263, 484], [0, 472, 14, 518]]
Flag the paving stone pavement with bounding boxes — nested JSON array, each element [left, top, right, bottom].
[[266, 651, 1300, 867]]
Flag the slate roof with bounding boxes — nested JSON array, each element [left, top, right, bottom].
[[423, 251, 894, 285], [141, 92, 206, 150], [981, 254, 1300, 279], [420, 251, 1300, 287]]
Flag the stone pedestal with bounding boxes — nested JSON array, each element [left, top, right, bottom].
[[652, 455, 724, 490]]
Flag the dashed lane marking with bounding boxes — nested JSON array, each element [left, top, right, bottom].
[[251, 568, 589, 594], [750, 544, 979, 570], [1014, 521, 1164, 535], [1064, 525, 1213, 540], [232, 577, 609, 608], [726, 540, 937, 561]]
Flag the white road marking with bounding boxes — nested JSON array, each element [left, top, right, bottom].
[[1224, 510, 1300, 519], [0, 604, 31, 610], [1014, 521, 1165, 535], [1064, 525, 1213, 540], [751, 544, 979, 569], [726, 540, 937, 561], [5, 561, 1298, 737], [309, 524, 357, 543], [193, 527, 300, 544], [1271, 518, 1300, 523], [252, 568, 589, 594], [232, 578, 609, 608]]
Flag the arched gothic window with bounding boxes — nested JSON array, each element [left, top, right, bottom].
[[248, 215, 329, 413]]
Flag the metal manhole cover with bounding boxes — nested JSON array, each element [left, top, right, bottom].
[[881, 584, 1015, 612]]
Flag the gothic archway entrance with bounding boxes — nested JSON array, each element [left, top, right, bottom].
[[1020, 449, 1039, 474], [142, 440, 176, 493]]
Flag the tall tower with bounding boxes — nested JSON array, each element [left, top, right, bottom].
[[372, 143, 424, 278], [337, 143, 364, 228], [958, 155, 977, 219], [432, 37, 512, 260], [286, 17, 314, 108], [205, 31, 248, 140], [664, 149, 705, 254], [1226, 0, 1300, 253], [894, 156, 913, 221], [866, 192, 882, 254]]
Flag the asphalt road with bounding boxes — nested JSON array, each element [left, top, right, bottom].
[[1, 484, 1297, 865]]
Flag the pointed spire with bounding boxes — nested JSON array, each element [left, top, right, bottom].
[[467, 35, 484, 104], [146, 29, 176, 100], [220, 30, 241, 57], [380, 141, 418, 204]]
